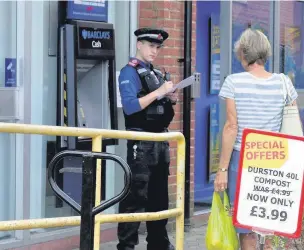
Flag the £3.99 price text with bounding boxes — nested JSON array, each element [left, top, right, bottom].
[[250, 206, 287, 221]]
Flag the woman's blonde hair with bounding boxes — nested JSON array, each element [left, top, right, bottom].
[[234, 28, 272, 65]]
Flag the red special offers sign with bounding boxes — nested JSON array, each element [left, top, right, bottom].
[[233, 129, 304, 238], [243, 132, 288, 168]]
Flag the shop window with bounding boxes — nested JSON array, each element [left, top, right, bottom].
[[279, 1, 304, 137], [279, 1, 304, 88], [0, 1, 17, 88], [232, 1, 272, 73], [0, 0, 17, 241]]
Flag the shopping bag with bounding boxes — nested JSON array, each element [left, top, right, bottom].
[[205, 191, 239, 250], [222, 191, 239, 250], [205, 192, 225, 250]]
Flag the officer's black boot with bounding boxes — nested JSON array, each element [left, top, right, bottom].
[[117, 245, 134, 250], [166, 242, 175, 250], [147, 242, 175, 250]]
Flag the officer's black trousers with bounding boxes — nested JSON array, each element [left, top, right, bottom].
[[117, 140, 171, 250]]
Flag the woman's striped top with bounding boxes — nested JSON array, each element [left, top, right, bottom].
[[219, 72, 298, 151]]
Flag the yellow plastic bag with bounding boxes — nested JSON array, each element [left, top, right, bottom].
[[222, 191, 239, 250], [205, 191, 239, 250], [205, 192, 225, 250]]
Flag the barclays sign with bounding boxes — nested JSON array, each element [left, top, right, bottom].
[[78, 26, 114, 52], [81, 29, 111, 40], [76, 22, 115, 59]]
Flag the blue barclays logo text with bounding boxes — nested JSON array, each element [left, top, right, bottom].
[[82, 29, 111, 40]]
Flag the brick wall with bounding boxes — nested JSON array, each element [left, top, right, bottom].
[[138, 0, 197, 229]]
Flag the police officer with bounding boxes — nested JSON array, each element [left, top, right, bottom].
[[117, 28, 177, 250]]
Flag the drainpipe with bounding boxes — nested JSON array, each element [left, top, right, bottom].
[[129, 0, 138, 57], [183, 0, 192, 229]]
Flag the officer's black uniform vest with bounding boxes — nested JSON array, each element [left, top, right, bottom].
[[123, 59, 175, 132]]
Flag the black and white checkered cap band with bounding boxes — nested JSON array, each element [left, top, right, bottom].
[[137, 34, 163, 40]]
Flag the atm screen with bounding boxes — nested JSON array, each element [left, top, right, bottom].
[[78, 27, 114, 51]]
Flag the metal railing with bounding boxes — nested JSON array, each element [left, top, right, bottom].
[[48, 150, 133, 249], [0, 122, 185, 250]]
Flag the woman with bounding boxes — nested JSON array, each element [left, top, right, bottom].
[[214, 28, 298, 249]]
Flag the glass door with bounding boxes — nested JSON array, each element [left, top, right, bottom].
[[219, 0, 275, 126], [231, 1, 274, 73]]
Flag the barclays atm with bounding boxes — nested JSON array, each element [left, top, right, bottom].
[[57, 21, 117, 148], [48, 1, 118, 206]]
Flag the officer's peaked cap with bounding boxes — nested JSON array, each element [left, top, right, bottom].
[[134, 28, 169, 44]]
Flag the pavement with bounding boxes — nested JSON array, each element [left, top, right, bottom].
[[99, 225, 207, 250]]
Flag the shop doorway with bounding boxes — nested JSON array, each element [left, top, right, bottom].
[[194, 0, 275, 213], [194, 0, 221, 213]]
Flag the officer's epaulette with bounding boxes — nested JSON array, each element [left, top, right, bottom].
[[128, 59, 140, 67]]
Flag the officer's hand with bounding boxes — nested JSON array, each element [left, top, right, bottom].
[[166, 92, 178, 103], [156, 81, 174, 97]]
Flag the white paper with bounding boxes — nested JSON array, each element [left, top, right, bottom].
[[174, 75, 195, 90], [157, 75, 196, 100]]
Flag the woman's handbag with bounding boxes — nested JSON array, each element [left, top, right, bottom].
[[280, 73, 303, 136]]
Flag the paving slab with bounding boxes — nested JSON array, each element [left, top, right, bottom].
[[97, 225, 207, 250]]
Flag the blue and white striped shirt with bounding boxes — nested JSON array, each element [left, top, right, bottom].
[[219, 72, 298, 151]]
